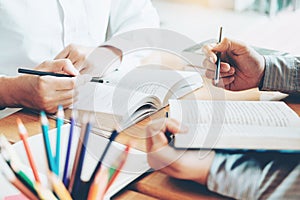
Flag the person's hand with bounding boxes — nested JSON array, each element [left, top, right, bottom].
[[11, 59, 78, 113], [202, 38, 265, 91], [55, 44, 95, 70], [146, 118, 215, 185]]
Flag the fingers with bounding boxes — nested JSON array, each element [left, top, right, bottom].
[[146, 118, 188, 152], [40, 76, 76, 90], [36, 60, 79, 76], [54, 44, 94, 70], [54, 45, 70, 60], [205, 64, 234, 79], [202, 43, 218, 63]]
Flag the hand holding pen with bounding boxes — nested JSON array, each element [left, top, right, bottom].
[[202, 31, 265, 91]]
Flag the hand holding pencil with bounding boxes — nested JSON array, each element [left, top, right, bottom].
[[202, 34, 266, 91], [11, 59, 78, 113]]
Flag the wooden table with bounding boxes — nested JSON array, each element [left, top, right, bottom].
[[1, 77, 299, 199]]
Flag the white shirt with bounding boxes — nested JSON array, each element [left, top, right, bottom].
[[0, 0, 159, 75]]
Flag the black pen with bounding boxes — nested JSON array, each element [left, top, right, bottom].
[[18, 68, 75, 77], [18, 68, 109, 83], [213, 27, 223, 86]]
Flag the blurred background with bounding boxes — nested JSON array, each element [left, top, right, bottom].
[[152, 0, 300, 55]]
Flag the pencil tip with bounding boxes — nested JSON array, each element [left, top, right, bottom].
[[57, 105, 64, 118], [16, 118, 27, 135], [110, 130, 119, 141], [40, 111, 49, 125]]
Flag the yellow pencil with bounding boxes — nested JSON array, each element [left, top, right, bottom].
[[48, 171, 73, 200], [34, 182, 58, 200]]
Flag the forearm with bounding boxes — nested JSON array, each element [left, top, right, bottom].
[[260, 55, 300, 93], [0, 76, 19, 108], [207, 152, 300, 199]]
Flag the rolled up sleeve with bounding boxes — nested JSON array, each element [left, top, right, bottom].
[[207, 152, 300, 199]]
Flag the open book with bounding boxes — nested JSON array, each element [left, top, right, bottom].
[[169, 100, 300, 151], [73, 66, 203, 135]]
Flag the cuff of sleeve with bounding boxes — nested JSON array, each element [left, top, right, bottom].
[[259, 55, 274, 91], [260, 55, 296, 92]]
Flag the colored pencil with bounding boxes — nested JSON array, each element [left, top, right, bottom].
[[62, 114, 75, 187], [0, 134, 21, 165], [40, 111, 58, 175], [55, 105, 64, 175], [87, 166, 109, 200], [48, 171, 72, 200], [68, 115, 89, 192], [17, 118, 41, 183], [71, 122, 91, 198], [0, 156, 39, 200], [34, 183, 58, 200], [105, 145, 130, 192], [88, 130, 119, 186], [0, 135, 38, 195], [9, 160, 37, 195]]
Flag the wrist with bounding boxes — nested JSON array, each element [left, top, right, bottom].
[[0, 76, 19, 107], [192, 151, 215, 185]]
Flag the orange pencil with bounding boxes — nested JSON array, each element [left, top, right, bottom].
[[87, 166, 109, 200], [105, 145, 130, 192], [17, 118, 41, 183]]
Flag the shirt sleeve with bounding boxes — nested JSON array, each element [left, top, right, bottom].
[[108, 0, 160, 37], [207, 152, 300, 199], [260, 55, 300, 93]]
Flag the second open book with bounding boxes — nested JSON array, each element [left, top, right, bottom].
[[169, 100, 300, 151], [72, 66, 203, 136]]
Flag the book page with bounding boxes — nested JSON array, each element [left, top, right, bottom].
[[105, 66, 203, 105], [170, 100, 300, 127], [170, 100, 300, 150]]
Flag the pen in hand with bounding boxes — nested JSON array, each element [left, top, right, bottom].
[[213, 27, 223, 86], [18, 68, 109, 83]]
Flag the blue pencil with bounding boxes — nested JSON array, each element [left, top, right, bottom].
[[62, 115, 75, 187], [56, 105, 64, 175], [88, 130, 119, 186], [71, 122, 91, 198], [40, 111, 58, 175]]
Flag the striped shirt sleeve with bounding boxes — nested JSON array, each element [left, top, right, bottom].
[[260, 55, 300, 93], [207, 152, 300, 199]]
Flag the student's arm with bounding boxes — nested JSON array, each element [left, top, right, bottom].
[[260, 55, 300, 93], [203, 38, 300, 94], [208, 152, 300, 199], [146, 118, 215, 185], [0, 59, 78, 113], [146, 119, 300, 199]]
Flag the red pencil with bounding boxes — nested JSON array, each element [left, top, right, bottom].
[[105, 145, 130, 192], [17, 118, 41, 183]]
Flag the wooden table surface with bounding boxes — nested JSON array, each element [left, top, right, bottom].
[[1, 77, 299, 199]]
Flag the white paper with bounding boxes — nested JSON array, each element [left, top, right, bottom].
[[0, 124, 149, 199]]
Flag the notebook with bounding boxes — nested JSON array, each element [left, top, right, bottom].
[[169, 100, 300, 151], [0, 124, 150, 200], [73, 65, 203, 136]]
